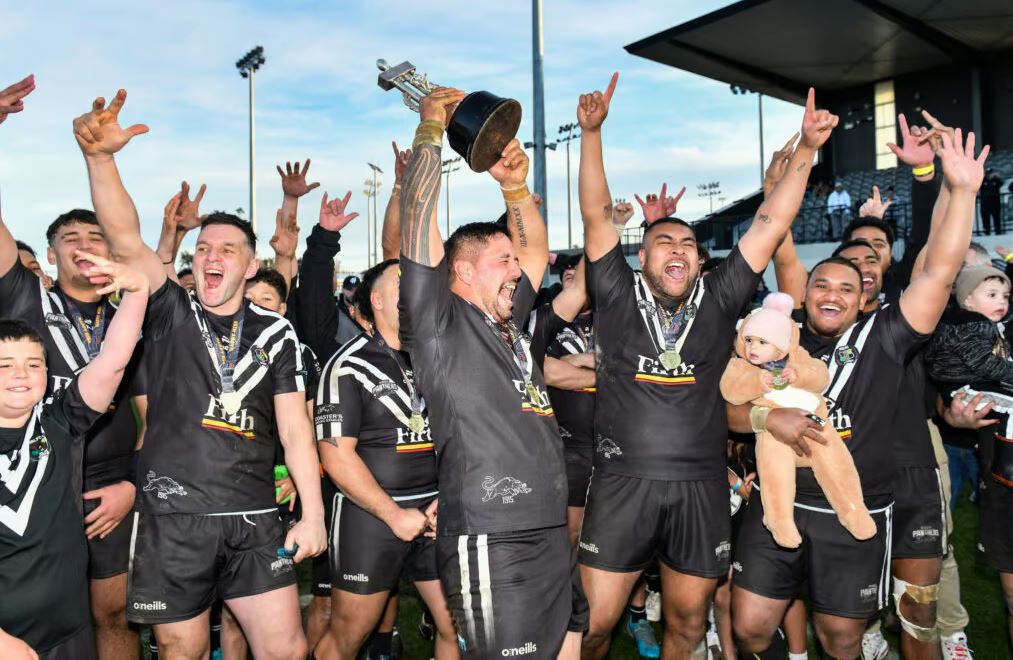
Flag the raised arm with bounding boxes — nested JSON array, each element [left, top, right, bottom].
[[764, 133, 807, 307], [0, 75, 36, 277], [577, 73, 620, 262], [738, 89, 837, 273], [489, 139, 548, 286], [382, 141, 411, 260], [269, 209, 300, 293], [72, 90, 164, 289], [400, 88, 464, 265], [155, 182, 205, 282], [551, 257, 588, 322], [900, 129, 988, 334], [76, 253, 148, 413]]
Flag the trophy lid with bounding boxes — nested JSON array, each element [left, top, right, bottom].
[[448, 91, 522, 173]]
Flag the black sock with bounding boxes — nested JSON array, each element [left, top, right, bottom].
[[371, 631, 393, 655], [629, 604, 646, 623]]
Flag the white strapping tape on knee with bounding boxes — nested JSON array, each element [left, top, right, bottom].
[[893, 578, 940, 642]]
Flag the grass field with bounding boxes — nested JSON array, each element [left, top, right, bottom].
[[343, 494, 1012, 659]]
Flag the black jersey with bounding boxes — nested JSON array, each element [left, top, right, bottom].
[[586, 244, 759, 480], [794, 304, 928, 506], [546, 313, 596, 451], [891, 350, 936, 468], [0, 261, 139, 486], [399, 257, 566, 536], [526, 302, 568, 369], [302, 344, 321, 402], [0, 380, 100, 652], [315, 332, 437, 496], [137, 280, 304, 514]]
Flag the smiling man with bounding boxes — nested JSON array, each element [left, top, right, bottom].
[[574, 73, 836, 660], [71, 89, 326, 660]]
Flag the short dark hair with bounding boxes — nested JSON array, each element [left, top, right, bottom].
[[642, 218, 695, 249], [445, 222, 511, 266], [832, 238, 878, 260], [0, 318, 46, 360], [247, 268, 288, 302], [177, 268, 193, 279], [843, 217, 894, 246], [200, 212, 257, 252], [46, 209, 100, 245], [353, 259, 399, 325], [807, 256, 864, 286], [968, 242, 990, 263], [698, 245, 711, 262], [14, 240, 35, 257]]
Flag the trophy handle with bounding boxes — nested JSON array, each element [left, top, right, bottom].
[[402, 91, 420, 113]]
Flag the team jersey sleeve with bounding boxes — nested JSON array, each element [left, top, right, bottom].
[[586, 242, 634, 310], [706, 246, 761, 320], [142, 279, 197, 342], [881, 304, 930, 365], [0, 259, 43, 320], [45, 377, 105, 440], [301, 345, 322, 402], [527, 303, 568, 369], [270, 324, 305, 396], [511, 273, 538, 327], [314, 356, 364, 440], [398, 257, 453, 349]]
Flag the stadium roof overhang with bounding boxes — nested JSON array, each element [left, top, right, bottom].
[[625, 0, 1013, 105]]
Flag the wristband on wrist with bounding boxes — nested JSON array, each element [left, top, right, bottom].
[[750, 406, 772, 433], [912, 163, 935, 178], [392, 184, 402, 195], [412, 120, 445, 149], [1004, 252, 1013, 263], [613, 223, 627, 235], [501, 184, 531, 204]]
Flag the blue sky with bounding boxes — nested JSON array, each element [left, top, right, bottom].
[[0, 0, 805, 274]]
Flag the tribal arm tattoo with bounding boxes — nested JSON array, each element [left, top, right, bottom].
[[399, 143, 444, 266]]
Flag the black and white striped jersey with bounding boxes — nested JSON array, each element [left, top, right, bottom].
[[399, 258, 567, 537], [0, 380, 98, 652], [315, 332, 436, 497], [794, 304, 928, 507], [0, 259, 140, 487], [546, 312, 596, 451], [137, 280, 304, 514]]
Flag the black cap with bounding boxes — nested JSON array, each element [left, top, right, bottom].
[[551, 252, 582, 275], [342, 275, 360, 290]]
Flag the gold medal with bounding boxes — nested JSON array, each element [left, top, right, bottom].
[[220, 391, 243, 417], [525, 381, 541, 403], [407, 413, 425, 435], [659, 349, 681, 371]]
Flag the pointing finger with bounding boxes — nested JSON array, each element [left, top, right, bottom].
[[805, 87, 815, 115], [603, 72, 619, 103]]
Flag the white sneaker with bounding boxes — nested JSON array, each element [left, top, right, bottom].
[[861, 630, 889, 660], [941, 632, 973, 660], [645, 588, 662, 622]]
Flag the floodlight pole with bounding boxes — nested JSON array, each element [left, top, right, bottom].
[[758, 93, 765, 187], [236, 46, 265, 237], [532, 0, 548, 221]]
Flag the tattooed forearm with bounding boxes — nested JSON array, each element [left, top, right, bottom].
[[758, 213, 771, 224], [399, 143, 442, 265], [510, 205, 528, 248], [796, 161, 808, 172]]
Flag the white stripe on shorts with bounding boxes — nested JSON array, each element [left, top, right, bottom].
[[476, 534, 495, 646], [458, 535, 477, 643], [879, 505, 894, 610]]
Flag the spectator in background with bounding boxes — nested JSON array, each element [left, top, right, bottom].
[[14, 239, 52, 288], [176, 267, 195, 292], [981, 168, 1004, 235], [826, 180, 852, 239]]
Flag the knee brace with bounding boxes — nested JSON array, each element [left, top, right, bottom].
[[893, 578, 940, 642]]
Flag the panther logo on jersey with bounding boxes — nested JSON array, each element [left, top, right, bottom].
[[143, 471, 188, 500], [481, 476, 532, 504], [595, 434, 622, 459]]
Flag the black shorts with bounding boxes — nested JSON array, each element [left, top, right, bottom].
[[565, 446, 593, 508], [311, 478, 338, 597], [733, 496, 893, 618], [126, 510, 297, 624], [578, 471, 730, 577], [437, 525, 586, 658], [978, 474, 1013, 573], [84, 475, 133, 579], [891, 467, 946, 559], [38, 624, 96, 660], [330, 491, 439, 595]]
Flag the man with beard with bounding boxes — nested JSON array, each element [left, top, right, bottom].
[[574, 72, 836, 659], [398, 87, 584, 657], [734, 128, 988, 659], [72, 89, 326, 659], [0, 83, 141, 660]]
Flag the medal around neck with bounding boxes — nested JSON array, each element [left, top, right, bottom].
[[407, 413, 425, 435], [659, 349, 682, 371], [525, 381, 541, 403], [220, 390, 244, 417], [376, 59, 522, 172]]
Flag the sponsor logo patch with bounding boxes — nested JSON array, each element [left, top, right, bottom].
[[501, 642, 538, 656], [252, 346, 270, 366], [133, 600, 168, 612], [859, 583, 878, 602], [343, 572, 369, 583], [579, 541, 600, 554]]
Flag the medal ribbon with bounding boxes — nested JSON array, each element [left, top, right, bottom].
[[211, 307, 245, 393], [633, 272, 705, 359], [58, 291, 107, 359], [374, 334, 424, 416]]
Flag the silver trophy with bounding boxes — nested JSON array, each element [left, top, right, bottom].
[[377, 59, 521, 173]]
